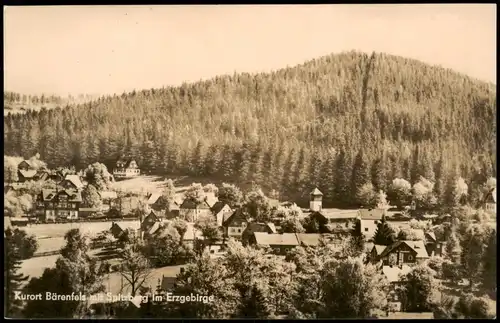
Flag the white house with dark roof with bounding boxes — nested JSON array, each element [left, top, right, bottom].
[[358, 208, 386, 240], [210, 202, 233, 227], [36, 188, 83, 221], [113, 159, 140, 179], [370, 240, 429, 267], [484, 187, 496, 214]]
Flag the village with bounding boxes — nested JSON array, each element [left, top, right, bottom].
[[4, 154, 497, 319]]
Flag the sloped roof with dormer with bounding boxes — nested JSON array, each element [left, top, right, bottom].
[[379, 240, 429, 259], [41, 189, 82, 202]]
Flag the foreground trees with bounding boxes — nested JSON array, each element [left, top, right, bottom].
[[4, 228, 38, 318], [23, 229, 105, 318]]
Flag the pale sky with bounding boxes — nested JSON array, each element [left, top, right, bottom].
[[4, 4, 497, 96]]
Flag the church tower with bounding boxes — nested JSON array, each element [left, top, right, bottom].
[[310, 188, 323, 212]]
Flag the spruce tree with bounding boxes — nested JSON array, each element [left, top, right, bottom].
[[352, 149, 370, 195], [334, 149, 352, 207], [4, 228, 34, 317], [372, 215, 396, 245]]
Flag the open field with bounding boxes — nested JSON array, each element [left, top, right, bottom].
[[20, 252, 185, 296], [24, 220, 140, 239], [110, 176, 175, 194], [110, 174, 253, 196]]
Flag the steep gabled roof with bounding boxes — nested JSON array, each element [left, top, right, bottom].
[[19, 169, 37, 178], [379, 240, 429, 259], [146, 193, 162, 204], [180, 198, 211, 210], [62, 175, 84, 189], [211, 201, 230, 215], [484, 188, 496, 204], [425, 231, 437, 242], [116, 159, 138, 168], [372, 244, 387, 256], [41, 189, 82, 202], [223, 209, 247, 226], [243, 222, 277, 235]]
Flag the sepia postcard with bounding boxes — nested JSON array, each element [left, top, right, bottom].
[[3, 4, 497, 319]]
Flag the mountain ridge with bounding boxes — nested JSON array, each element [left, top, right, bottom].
[[4, 50, 496, 208]]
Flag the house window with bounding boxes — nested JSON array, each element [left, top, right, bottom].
[[237, 228, 241, 233], [408, 255, 413, 261], [398, 253, 404, 264], [364, 228, 369, 232]]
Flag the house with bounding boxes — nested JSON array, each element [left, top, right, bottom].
[[211, 202, 233, 227], [17, 160, 34, 171], [113, 159, 140, 179], [251, 232, 300, 255], [241, 222, 277, 245], [141, 210, 163, 233], [372, 240, 429, 266], [383, 264, 413, 312], [36, 189, 82, 221], [146, 193, 180, 219], [358, 208, 386, 240], [59, 175, 84, 190], [18, 168, 37, 183], [308, 209, 358, 234], [483, 188, 496, 214], [423, 231, 443, 257], [204, 192, 219, 208], [179, 198, 212, 222], [110, 222, 125, 239], [48, 170, 65, 183], [222, 209, 249, 239]]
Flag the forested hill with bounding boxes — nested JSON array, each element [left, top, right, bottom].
[[4, 51, 496, 207]]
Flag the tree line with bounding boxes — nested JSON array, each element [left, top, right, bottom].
[[4, 51, 496, 209]]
